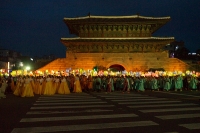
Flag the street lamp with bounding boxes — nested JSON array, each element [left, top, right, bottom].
[[26, 66, 30, 71]]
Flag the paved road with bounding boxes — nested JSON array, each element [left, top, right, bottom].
[[1, 91, 200, 133]]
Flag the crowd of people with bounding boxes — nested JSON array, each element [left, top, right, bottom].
[[0, 73, 200, 98]]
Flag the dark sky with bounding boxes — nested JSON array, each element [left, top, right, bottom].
[[0, 0, 200, 57]]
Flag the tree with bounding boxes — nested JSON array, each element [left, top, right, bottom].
[[196, 49, 200, 61], [196, 49, 200, 55], [174, 47, 190, 59]]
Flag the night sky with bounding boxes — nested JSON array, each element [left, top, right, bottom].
[[0, 0, 200, 57]]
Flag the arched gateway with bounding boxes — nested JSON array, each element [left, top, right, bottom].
[[37, 14, 190, 72], [109, 64, 125, 72]]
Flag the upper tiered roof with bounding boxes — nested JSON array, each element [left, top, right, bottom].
[[64, 15, 170, 21], [63, 14, 171, 36]]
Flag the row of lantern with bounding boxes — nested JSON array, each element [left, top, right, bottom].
[[30, 69, 200, 77]]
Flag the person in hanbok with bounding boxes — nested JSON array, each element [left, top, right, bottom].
[[13, 76, 24, 96], [134, 77, 140, 91], [158, 76, 164, 91], [115, 77, 121, 91], [174, 75, 183, 91], [87, 75, 93, 91], [122, 76, 130, 93], [33, 76, 40, 94], [150, 76, 159, 91], [38, 76, 44, 95], [189, 76, 198, 91], [81, 75, 88, 92], [57, 76, 70, 94], [120, 76, 125, 91], [129, 76, 134, 91], [20, 76, 34, 97], [106, 75, 112, 93], [144, 77, 150, 90], [137, 77, 145, 92], [163, 76, 171, 91], [73, 75, 82, 93], [30, 76, 35, 93], [34, 76, 43, 95], [53, 76, 60, 93], [43, 75, 54, 95]]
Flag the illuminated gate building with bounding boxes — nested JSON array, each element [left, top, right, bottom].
[[38, 15, 189, 72]]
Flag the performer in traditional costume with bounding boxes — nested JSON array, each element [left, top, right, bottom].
[[53, 76, 60, 93], [137, 77, 145, 92], [163, 76, 171, 91], [150, 76, 159, 91], [106, 75, 112, 93], [57, 76, 70, 94], [73, 75, 82, 93], [87, 75, 93, 91], [43, 75, 54, 95], [20, 76, 34, 97], [33, 76, 40, 94], [81, 75, 88, 92], [122, 76, 130, 93], [174, 75, 183, 91], [13, 75, 24, 96], [189, 76, 198, 91], [38, 76, 44, 95]]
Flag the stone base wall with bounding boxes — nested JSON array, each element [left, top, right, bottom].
[[37, 52, 190, 72]]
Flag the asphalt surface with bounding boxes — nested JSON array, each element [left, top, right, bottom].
[[0, 90, 200, 133]]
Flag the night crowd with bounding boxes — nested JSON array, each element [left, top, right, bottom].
[[0, 74, 200, 98]]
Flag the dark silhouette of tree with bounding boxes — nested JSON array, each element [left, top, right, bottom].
[[196, 49, 200, 55], [174, 46, 190, 59], [196, 49, 200, 61]]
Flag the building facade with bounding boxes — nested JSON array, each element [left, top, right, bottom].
[[38, 15, 190, 72]]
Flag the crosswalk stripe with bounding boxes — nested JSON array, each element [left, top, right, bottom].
[[97, 93, 142, 96], [36, 99, 101, 102], [156, 113, 200, 120], [38, 97, 96, 100], [140, 107, 200, 113], [20, 113, 138, 122], [11, 121, 158, 132], [42, 94, 90, 96], [104, 97, 162, 99], [34, 101, 107, 105], [119, 100, 181, 104], [179, 123, 200, 130], [31, 105, 114, 109], [27, 109, 114, 115], [155, 91, 200, 98], [98, 95, 146, 98], [128, 103, 198, 108], [111, 98, 167, 101], [12, 92, 199, 133]]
